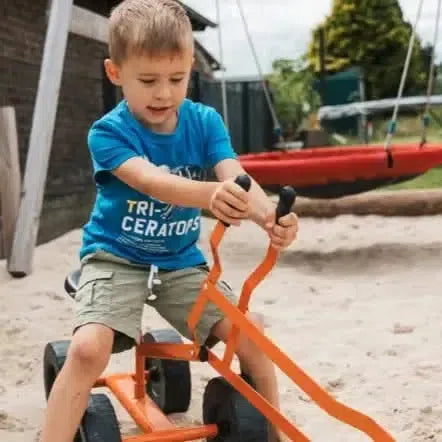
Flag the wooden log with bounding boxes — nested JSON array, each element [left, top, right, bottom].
[[290, 189, 442, 218], [8, 0, 74, 277], [202, 189, 442, 221], [0, 107, 21, 261]]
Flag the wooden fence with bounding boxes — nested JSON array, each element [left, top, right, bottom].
[[0, 107, 21, 262]]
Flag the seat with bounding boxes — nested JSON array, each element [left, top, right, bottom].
[[64, 269, 81, 298]]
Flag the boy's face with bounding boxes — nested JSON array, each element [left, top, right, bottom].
[[105, 47, 194, 133]]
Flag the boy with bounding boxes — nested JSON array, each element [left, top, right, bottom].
[[40, 1, 298, 441]]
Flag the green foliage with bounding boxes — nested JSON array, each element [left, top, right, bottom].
[[267, 57, 321, 137], [381, 166, 442, 190], [307, 0, 427, 100], [435, 64, 442, 94]]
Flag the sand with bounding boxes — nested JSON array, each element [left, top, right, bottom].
[[1, 214, 441, 441]]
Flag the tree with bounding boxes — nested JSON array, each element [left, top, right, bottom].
[[307, 0, 427, 100], [436, 63, 442, 94], [267, 57, 321, 137]]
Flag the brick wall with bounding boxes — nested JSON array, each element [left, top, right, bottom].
[[0, 0, 109, 246]]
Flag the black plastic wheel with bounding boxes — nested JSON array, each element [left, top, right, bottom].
[[203, 375, 268, 441], [43, 340, 71, 400], [79, 394, 121, 442], [43, 341, 121, 441], [143, 329, 191, 414]]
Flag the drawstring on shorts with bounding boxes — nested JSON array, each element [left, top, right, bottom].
[[147, 265, 161, 301]]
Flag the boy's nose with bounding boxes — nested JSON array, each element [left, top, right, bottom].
[[154, 85, 172, 101]]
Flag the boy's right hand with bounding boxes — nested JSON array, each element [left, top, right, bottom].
[[209, 179, 249, 226]]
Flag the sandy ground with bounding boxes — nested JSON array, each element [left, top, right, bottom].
[[1, 214, 442, 441]]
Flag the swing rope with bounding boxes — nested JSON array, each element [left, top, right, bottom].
[[215, 0, 230, 132], [235, 0, 284, 143], [384, 0, 425, 158], [420, 0, 442, 147]]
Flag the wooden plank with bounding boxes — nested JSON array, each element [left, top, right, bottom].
[[0, 108, 21, 260], [70, 5, 108, 44], [8, 0, 74, 277], [0, 107, 21, 261]]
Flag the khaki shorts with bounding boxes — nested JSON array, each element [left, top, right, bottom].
[[74, 251, 237, 353]]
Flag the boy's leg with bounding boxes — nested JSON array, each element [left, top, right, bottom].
[[40, 323, 114, 442], [41, 257, 148, 442]]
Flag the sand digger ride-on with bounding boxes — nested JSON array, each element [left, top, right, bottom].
[[42, 175, 395, 441]]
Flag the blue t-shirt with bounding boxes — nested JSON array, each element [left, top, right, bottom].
[[79, 99, 236, 269]]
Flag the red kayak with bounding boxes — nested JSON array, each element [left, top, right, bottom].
[[239, 143, 442, 198]]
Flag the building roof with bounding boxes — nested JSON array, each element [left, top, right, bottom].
[[195, 39, 221, 71], [177, 1, 217, 30]]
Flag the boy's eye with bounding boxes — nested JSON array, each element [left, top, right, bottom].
[[139, 79, 155, 85], [170, 78, 184, 83]]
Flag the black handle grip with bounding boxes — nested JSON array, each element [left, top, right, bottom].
[[222, 174, 251, 227], [276, 186, 296, 224], [234, 174, 252, 191]]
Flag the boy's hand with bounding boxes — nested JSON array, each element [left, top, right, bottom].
[[264, 210, 298, 251], [209, 179, 249, 226]]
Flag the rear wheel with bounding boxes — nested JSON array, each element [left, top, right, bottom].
[[43, 341, 121, 441], [43, 340, 70, 400], [144, 329, 192, 414]]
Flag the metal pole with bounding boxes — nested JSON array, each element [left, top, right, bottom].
[[215, 0, 229, 131]]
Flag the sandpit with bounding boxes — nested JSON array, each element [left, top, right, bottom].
[[1, 214, 441, 441]]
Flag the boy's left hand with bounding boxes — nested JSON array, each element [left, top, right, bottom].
[[264, 211, 298, 251]]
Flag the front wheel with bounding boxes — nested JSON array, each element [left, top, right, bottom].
[[79, 394, 121, 442], [202, 375, 268, 441]]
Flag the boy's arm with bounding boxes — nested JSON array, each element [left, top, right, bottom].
[[113, 157, 216, 209], [112, 156, 248, 225], [214, 158, 276, 228]]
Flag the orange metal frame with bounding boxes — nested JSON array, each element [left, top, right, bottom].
[[92, 220, 396, 441]]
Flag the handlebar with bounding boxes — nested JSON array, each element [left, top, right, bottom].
[[222, 174, 295, 228], [222, 174, 252, 227]]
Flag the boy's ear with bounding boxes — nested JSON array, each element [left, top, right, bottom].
[[104, 58, 122, 86]]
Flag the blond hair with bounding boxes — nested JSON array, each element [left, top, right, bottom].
[[109, 0, 194, 64]]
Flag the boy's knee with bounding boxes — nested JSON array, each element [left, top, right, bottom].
[[212, 312, 265, 353], [68, 325, 114, 372], [237, 312, 265, 354], [248, 312, 265, 332]]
